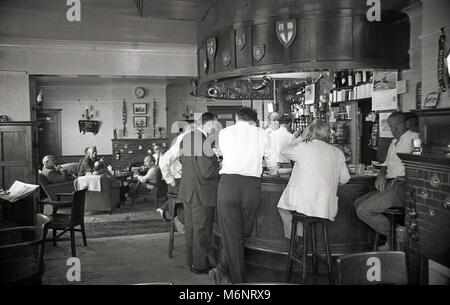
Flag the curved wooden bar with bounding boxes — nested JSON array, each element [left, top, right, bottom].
[[243, 174, 377, 271]]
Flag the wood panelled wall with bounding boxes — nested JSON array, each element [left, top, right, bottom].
[[198, 9, 411, 90]]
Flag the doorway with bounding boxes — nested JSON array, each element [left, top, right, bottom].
[[37, 109, 62, 161], [207, 105, 242, 130]]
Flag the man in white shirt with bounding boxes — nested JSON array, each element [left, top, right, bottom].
[[157, 127, 194, 232], [209, 107, 278, 285], [264, 112, 280, 135], [269, 113, 295, 164], [355, 112, 419, 250], [127, 155, 159, 199]]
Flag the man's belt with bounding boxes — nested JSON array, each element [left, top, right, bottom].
[[278, 162, 292, 168], [387, 176, 406, 186]]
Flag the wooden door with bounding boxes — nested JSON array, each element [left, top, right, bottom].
[[0, 122, 38, 225], [37, 109, 62, 160]]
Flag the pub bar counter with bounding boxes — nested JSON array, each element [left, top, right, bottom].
[[214, 172, 377, 271]]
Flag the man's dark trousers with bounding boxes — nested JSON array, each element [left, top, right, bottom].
[[216, 174, 261, 283], [178, 129, 220, 270], [183, 200, 215, 269]]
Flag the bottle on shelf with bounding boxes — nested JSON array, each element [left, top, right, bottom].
[[332, 72, 338, 89], [355, 71, 362, 85], [340, 71, 348, 87], [362, 71, 367, 83], [348, 71, 354, 87]]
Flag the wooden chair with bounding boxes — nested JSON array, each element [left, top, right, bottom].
[[0, 213, 51, 284], [167, 192, 180, 258], [336, 251, 408, 285], [40, 188, 88, 257], [38, 178, 73, 214]]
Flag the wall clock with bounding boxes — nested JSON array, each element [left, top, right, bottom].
[[135, 87, 145, 99]]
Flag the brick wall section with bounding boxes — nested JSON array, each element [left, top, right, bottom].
[[403, 159, 450, 284]]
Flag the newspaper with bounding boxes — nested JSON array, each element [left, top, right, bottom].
[[0, 180, 39, 203]]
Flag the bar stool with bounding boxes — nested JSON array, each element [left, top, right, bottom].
[[373, 207, 405, 251], [167, 192, 179, 258], [286, 212, 334, 285]]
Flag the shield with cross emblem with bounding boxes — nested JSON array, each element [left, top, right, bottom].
[[275, 19, 297, 48], [206, 37, 217, 61]]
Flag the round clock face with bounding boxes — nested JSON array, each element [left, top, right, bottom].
[[135, 87, 145, 99]]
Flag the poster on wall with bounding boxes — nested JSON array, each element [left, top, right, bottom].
[[372, 71, 398, 111], [305, 84, 315, 104], [379, 112, 393, 138]]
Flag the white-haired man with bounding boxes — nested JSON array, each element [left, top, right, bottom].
[[41, 155, 72, 184]]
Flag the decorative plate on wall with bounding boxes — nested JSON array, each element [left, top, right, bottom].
[[135, 87, 145, 99]]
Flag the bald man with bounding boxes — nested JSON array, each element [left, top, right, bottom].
[[41, 155, 72, 184], [77, 146, 98, 176], [265, 112, 280, 135], [354, 112, 419, 250]]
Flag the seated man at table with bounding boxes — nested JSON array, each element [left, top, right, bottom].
[[355, 112, 419, 250], [41, 155, 73, 184], [127, 155, 159, 199], [89, 160, 114, 176], [77, 146, 98, 176]]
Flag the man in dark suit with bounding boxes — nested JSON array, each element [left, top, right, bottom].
[[77, 146, 98, 176], [178, 112, 221, 274]]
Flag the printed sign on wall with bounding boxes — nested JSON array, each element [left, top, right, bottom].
[[372, 71, 398, 111]]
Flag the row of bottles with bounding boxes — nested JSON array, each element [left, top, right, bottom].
[[330, 70, 373, 103], [290, 93, 327, 134], [332, 71, 373, 89]]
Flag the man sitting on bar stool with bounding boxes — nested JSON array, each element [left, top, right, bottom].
[[277, 120, 351, 239], [355, 112, 419, 251]]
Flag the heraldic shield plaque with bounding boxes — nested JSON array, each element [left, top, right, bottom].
[[236, 32, 247, 50], [222, 50, 231, 66], [253, 45, 265, 62], [275, 19, 297, 48], [207, 37, 217, 61]]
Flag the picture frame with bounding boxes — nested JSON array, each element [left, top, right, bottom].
[[424, 91, 440, 108], [133, 103, 147, 114], [133, 116, 147, 128], [305, 84, 315, 105]]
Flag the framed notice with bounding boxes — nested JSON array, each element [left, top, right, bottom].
[[379, 112, 393, 138], [305, 84, 315, 104], [372, 71, 398, 111]]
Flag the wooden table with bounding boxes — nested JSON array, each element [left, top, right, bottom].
[[113, 172, 132, 207]]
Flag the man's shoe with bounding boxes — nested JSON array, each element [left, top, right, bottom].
[[156, 208, 164, 219], [207, 254, 218, 268], [190, 266, 211, 275], [377, 242, 391, 251], [174, 216, 185, 234], [208, 267, 231, 285]]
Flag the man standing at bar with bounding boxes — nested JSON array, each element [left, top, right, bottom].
[[355, 112, 419, 250], [269, 113, 296, 165], [209, 107, 278, 284], [178, 113, 221, 274], [264, 112, 280, 135]]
